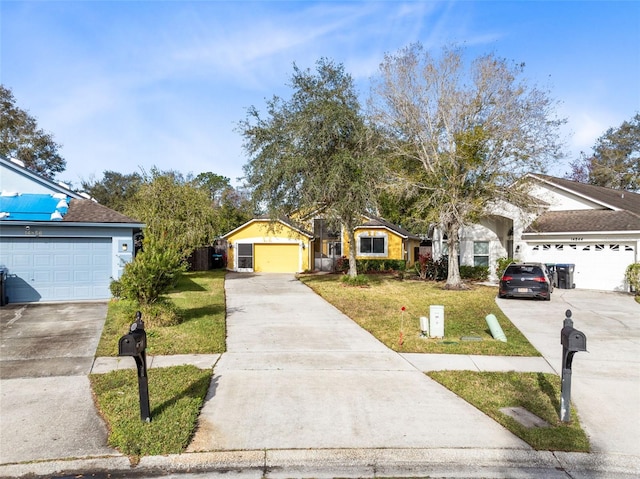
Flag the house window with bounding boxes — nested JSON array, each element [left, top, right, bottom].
[[473, 241, 489, 267], [358, 234, 387, 256], [328, 241, 342, 257], [610, 244, 619, 251], [595, 244, 605, 251]]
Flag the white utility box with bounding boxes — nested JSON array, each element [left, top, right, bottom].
[[429, 305, 444, 338]]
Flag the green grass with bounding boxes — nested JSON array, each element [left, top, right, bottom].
[[299, 273, 539, 356], [91, 270, 224, 458], [91, 270, 589, 456], [428, 371, 590, 452], [96, 270, 226, 356], [90, 365, 211, 459]]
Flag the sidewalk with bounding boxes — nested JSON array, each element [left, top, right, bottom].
[[1, 273, 639, 478]]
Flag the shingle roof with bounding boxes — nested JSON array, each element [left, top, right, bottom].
[[360, 215, 421, 240], [63, 199, 142, 224], [525, 209, 640, 233], [522, 174, 640, 234], [530, 174, 640, 215]]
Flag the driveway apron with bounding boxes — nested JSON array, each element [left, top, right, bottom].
[[0, 303, 117, 464], [497, 289, 640, 456], [189, 273, 529, 451]]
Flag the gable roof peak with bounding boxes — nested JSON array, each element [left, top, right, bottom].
[[526, 173, 640, 216]]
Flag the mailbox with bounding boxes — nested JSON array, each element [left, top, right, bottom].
[[559, 309, 587, 422], [561, 326, 587, 352], [118, 331, 146, 356], [117, 312, 151, 422]]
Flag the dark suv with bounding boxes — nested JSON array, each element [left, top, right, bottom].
[[498, 263, 552, 301]]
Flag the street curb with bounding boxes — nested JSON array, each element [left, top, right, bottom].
[[2, 448, 639, 478]]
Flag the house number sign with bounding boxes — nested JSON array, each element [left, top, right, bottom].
[[570, 237, 584, 241]]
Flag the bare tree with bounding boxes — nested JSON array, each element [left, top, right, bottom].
[[369, 44, 565, 289]]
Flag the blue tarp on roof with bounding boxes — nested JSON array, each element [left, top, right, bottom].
[[0, 193, 69, 221]]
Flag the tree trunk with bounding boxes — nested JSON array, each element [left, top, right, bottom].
[[344, 219, 358, 278], [444, 225, 467, 290]]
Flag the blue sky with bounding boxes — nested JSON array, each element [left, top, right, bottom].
[[2, 1, 638, 188]]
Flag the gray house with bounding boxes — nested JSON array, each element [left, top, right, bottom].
[[430, 174, 640, 291], [0, 157, 143, 303]]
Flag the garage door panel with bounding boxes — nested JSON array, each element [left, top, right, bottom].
[[528, 242, 635, 291], [0, 237, 112, 302], [254, 244, 299, 273]]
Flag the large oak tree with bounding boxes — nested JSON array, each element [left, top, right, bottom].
[[369, 44, 565, 289], [238, 59, 381, 277]]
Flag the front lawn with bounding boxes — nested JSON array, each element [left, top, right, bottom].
[[91, 270, 225, 460], [90, 270, 589, 456], [90, 365, 211, 459], [429, 370, 590, 452], [299, 273, 539, 356], [95, 270, 226, 356]]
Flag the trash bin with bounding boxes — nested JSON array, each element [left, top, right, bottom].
[[211, 254, 224, 269], [545, 263, 558, 288], [0, 267, 8, 306], [556, 264, 575, 289]]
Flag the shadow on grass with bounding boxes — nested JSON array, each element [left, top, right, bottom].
[[537, 372, 561, 416], [152, 373, 215, 418], [177, 304, 225, 323], [171, 275, 208, 292]]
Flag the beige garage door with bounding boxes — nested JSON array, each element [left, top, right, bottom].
[[254, 244, 300, 273]]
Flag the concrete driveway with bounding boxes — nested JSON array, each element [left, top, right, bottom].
[[0, 302, 118, 464], [497, 289, 640, 456]]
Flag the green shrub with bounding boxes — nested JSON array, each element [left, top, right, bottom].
[[109, 278, 123, 299], [114, 298, 182, 328], [495, 257, 514, 278], [460, 265, 490, 281], [625, 263, 640, 295], [117, 246, 187, 305], [415, 253, 448, 281], [335, 257, 406, 274]]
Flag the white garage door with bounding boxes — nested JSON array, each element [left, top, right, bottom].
[[527, 242, 636, 291], [0, 237, 112, 302]]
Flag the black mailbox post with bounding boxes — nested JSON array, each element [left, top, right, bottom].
[[118, 311, 151, 422], [559, 309, 587, 422]]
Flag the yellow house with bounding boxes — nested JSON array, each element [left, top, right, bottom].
[[346, 215, 422, 268], [223, 214, 421, 273], [223, 217, 314, 273]]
